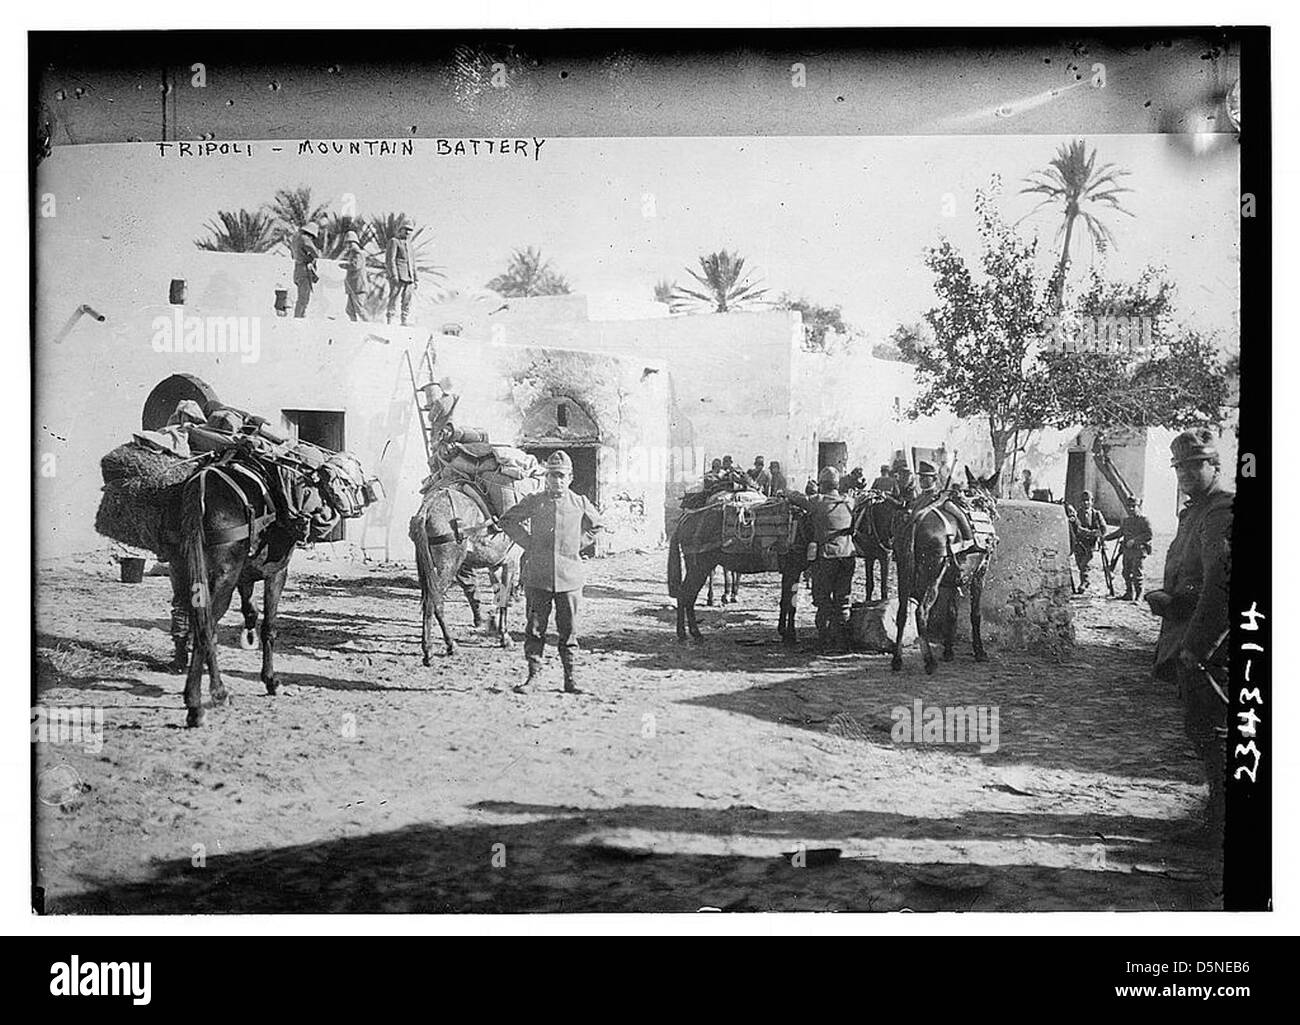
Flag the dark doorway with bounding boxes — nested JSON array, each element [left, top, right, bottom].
[[1065, 449, 1087, 509], [141, 373, 220, 430], [818, 441, 847, 473], [284, 409, 346, 541], [523, 445, 599, 556]]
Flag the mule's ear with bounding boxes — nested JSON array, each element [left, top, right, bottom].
[[984, 470, 1001, 492], [964, 466, 976, 486]]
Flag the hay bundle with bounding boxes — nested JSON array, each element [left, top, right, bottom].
[[93, 443, 204, 557]]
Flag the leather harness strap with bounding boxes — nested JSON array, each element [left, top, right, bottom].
[[197, 462, 278, 551]]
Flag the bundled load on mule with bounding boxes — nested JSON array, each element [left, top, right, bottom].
[[419, 389, 545, 521], [94, 400, 383, 559], [675, 474, 796, 562]]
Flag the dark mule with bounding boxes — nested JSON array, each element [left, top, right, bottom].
[[853, 492, 906, 602], [891, 468, 999, 674], [177, 460, 301, 727], [409, 485, 520, 662], [667, 511, 814, 645]]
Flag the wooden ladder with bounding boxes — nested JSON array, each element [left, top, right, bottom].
[[404, 340, 442, 464]]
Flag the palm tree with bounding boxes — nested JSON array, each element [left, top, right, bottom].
[[194, 209, 279, 253], [652, 279, 677, 306], [670, 250, 768, 313], [268, 185, 329, 252], [486, 246, 572, 297], [1019, 140, 1134, 306]]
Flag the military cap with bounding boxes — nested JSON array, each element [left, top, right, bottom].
[[343, 230, 360, 245], [1170, 428, 1220, 466], [818, 465, 841, 486], [917, 461, 938, 476], [301, 223, 320, 239], [545, 451, 573, 473], [1081, 490, 1092, 500]]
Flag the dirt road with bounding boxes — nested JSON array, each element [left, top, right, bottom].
[[34, 543, 1218, 913]]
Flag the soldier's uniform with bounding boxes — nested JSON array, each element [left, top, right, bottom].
[[498, 451, 602, 693], [1105, 501, 1154, 600], [1070, 492, 1107, 590], [788, 466, 856, 648], [292, 224, 321, 318], [1149, 429, 1233, 837]]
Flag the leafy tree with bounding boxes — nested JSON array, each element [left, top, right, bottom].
[[878, 322, 929, 364], [909, 184, 1056, 480], [670, 250, 767, 313], [268, 185, 329, 252], [1019, 140, 1134, 306], [1040, 267, 1229, 433], [486, 246, 572, 297], [777, 294, 848, 350], [194, 209, 279, 253]]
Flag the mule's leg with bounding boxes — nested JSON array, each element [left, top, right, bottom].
[[205, 575, 237, 706], [683, 564, 710, 640], [940, 585, 958, 661], [168, 563, 190, 671], [970, 567, 988, 662], [433, 590, 458, 657], [259, 567, 286, 694], [456, 565, 482, 628], [705, 567, 715, 606], [496, 560, 516, 648], [863, 556, 876, 604], [891, 588, 909, 672], [880, 555, 890, 602], [914, 564, 943, 675], [237, 578, 259, 650]]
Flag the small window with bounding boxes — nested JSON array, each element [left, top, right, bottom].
[[557, 402, 569, 428]]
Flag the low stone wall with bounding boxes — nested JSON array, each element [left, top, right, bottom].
[[848, 500, 1075, 657], [964, 499, 1075, 656]]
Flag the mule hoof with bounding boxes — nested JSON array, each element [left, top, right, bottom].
[[264, 677, 278, 695], [890, 659, 902, 672], [924, 662, 936, 676], [211, 690, 232, 707], [444, 645, 458, 657], [239, 628, 258, 650], [705, 598, 714, 607], [974, 651, 989, 663], [942, 650, 954, 662], [422, 655, 432, 667], [499, 635, 515, 649], [186, 707, 205, 728], [689, 633, 704, 645]]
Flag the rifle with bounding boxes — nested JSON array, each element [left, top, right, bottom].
[[1099, 535, 1116, 596]]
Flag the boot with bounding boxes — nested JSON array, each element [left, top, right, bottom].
[[560, 652, 582, 694], [513, 658, 542, 694], [1121, 583, 1134, 601]]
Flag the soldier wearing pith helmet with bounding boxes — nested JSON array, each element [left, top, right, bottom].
[[1146, 427, 1233, 840], [498, 450, 603, 694]]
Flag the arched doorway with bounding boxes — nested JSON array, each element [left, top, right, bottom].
[[519, 395, 601, 555], [142, 374, 220, 431]]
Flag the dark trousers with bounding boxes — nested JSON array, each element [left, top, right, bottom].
[[524, 587, 580, 668], [1074, 547, 1095, 586], [1121, 547, 1146, 594], [293, 273, 313, 318], [1178, 662, 1227, 832], [811, 557, 855, 638]]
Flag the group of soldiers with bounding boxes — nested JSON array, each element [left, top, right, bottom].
[[291, 220, 420, 324], [490, 431, 1234, 852], [703, 454, 788, 496], [1066, 490, 1154, 599]]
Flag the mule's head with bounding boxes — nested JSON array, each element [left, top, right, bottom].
[[962, 466, 1001, 513]]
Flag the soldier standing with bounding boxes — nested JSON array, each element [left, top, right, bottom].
[[1146, 429, 1233, 840], [870, 464, 896, 494], [1071, 490, 1108, 591], [894, 462, 917, 502], [497, 451, 603, 694], [748, 456, 773, 496], [385, 220, 418, 325], [768, 460, 788, 496], [788, 466, 856, 650], [340, 230, 367, 323], [1105, 496, 1154, 601], [292, 223, 321, 318]]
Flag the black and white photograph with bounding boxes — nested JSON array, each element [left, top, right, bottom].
[[26, 22, 1270, 930]]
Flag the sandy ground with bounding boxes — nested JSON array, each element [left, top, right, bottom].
[[33, 540, 1220, 914]]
